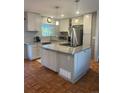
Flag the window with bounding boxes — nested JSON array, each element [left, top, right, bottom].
[[41, 24, 56, 36]]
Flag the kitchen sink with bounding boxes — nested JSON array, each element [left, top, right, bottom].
[[42, 42, 51, 45], [60, 43, 81, 47], [60, 43, 77, 47], [60, 43, 71, 46]]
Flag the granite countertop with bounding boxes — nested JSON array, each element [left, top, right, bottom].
[[41, 43, 90, 55]]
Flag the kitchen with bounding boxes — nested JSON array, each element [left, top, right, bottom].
[[24, 0, 99, 93]]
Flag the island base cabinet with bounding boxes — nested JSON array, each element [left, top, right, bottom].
[[58, 48, 91, 83], [58, 53, 74, 82], [41, 47, 91, 83], [73, 49, 91, 83], [41, 49, 58, 72]]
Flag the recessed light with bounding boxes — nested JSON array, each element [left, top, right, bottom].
[[76, 11, 80, 15], [75, 19, 79, 23], [51, 16, 54, 18], [61, 14, 64, 17]]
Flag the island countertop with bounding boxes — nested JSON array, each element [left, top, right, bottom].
[[41, 43, 90, 55]]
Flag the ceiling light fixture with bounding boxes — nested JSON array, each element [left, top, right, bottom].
[[75, 0, 80, 15], [75, 19, 79, 23], [55, 6, 60, 25], [60, 0, 64, 18]]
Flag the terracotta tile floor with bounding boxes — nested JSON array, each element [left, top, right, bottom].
[[24, 59, 99, 93]]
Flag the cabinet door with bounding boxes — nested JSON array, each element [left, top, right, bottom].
[[27, 12, 41, 31], [32, 47, 38, 59], [27, 45, 33, 60], [24, 12, 27, 31], [48, 51, 58, 72], [72, 16, 83, 25], [41, 49, 58, 72], [24, 44, 28, 59], [35, 14, 41, 31], [37, 45, 41, 58], [27, 13, 37, 31], [58, 53, 74, 80], [27, 44, 40, 60], [83, 14, 92, 34], [83, 14, 92, 46], [41, 49, 49, 66], [58, 53, 73, 72], [59, 19, 69, 32]]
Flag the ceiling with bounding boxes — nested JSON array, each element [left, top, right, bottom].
[[24, 0, 99, 19]]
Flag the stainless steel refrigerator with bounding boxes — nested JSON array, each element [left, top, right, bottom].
[[69, 25, 83, 47]]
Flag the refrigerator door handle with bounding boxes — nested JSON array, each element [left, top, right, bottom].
[[72, 28, 78, 46]]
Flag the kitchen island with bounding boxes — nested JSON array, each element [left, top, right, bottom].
[[41, 43, 91, 83]]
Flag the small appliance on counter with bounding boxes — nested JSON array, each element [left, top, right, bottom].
[[34, 36, 41, 42]]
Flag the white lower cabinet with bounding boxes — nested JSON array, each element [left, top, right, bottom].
[[24, 44, 28, 59], [27, 43, 41, 60], [58, 49, 91, 83], [41, 49, 49, 66]]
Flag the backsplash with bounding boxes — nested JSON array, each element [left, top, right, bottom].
[[24, 31, 58, 43], [24, 31, 41, 43]]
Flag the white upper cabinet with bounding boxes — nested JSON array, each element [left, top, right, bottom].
[[72, 16, 83, 25], [59, 19, 69, 32], [24, 12, 41, 31], [83, 14, 92, 34], [83, 14, 92, 46], [35, 14, 42, 31]]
